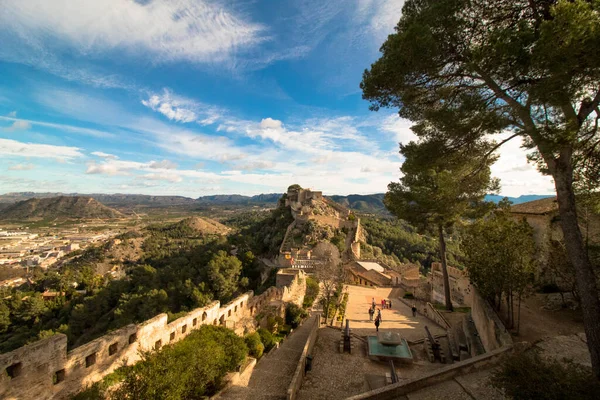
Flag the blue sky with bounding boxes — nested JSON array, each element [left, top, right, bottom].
[[0, 0, 554, 197]]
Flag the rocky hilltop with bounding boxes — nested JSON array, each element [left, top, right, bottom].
[[171, 216, 231, 235], [0, 196, 123, 220]]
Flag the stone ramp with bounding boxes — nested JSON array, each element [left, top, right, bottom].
[[218, 315, 317, 400]]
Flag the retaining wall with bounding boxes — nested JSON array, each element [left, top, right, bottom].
[[470, 288, 513, 352], [286, 314, 320, 400]]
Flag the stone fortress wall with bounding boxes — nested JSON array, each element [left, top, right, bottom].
[[0, 271, 307, 400]]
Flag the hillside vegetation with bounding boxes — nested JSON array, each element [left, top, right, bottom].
[[0, 196, 123, 220]]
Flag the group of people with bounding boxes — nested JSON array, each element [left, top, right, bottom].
[[369, 297, 384, 331], [367, 298, 419, 332]]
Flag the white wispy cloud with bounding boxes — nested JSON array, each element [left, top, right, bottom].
[[141, 172, 183, 183], [0, 138, 83, 159], [0, 115, 115, 138], [8, 163, 35, 171], [3, 119, 31, 132], [0, 0, 266, 65], [142, 89, 221, 124], [91, 151, 119, 159], [379, 114, 416, 145], [148, 159, 178, 170]]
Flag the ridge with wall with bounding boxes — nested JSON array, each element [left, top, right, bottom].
[[0, 271, 307, 400]]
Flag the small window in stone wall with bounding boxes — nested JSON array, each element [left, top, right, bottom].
[[202, 312, 207, 321], [170, 332, 175, 341], [129, 333, 137, 344], [234, 305, 238, 313], [85, 353, 97, 368], [6, 362, 22, 379], [109, 342, 118, 356], [240, 301, 244, 308], [182, 325, 187, 334], [155, 340, 162, 350], [193, 318, 198, 326], [228, 309, 231, 317], [53, 369, 65, 385]]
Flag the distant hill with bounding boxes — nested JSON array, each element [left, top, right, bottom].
[[196, 193, 282, 205], [0, 196, 123, 220], [0, 192, 196, 207], [328, 194, 387, 214], [484, 194, 554, 204], [171, 216, 230, 235]]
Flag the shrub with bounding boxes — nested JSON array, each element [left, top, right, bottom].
[[111, 325, 247, 399], [257, 328, 277, 352], [303, 277, 320, 309], [285, 303, 307, 329], [245, 332, 264, 359], [491, 351, 600, 400]]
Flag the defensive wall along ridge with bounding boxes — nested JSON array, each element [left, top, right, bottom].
[[0, 270, 307, 400]]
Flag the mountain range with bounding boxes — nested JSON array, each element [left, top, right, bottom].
[[0, 192, 554, 216]]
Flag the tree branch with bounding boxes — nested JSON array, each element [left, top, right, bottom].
[[578, 88, 600, 126]]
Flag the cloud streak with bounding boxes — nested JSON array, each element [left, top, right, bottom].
[[0, 138, 84, 159], [0, 0, 267, 65]]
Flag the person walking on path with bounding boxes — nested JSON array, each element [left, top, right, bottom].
[[377, 308, 382, 322], [411, 305, 417, 317], [389, 299, 392, 309], [368, 307, 374, 321], [372, 297, 376, 309], [375, 315, 380, 332], [381, 299, 386, 309]]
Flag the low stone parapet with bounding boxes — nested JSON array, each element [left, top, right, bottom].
[[344, 345, 513, 400]]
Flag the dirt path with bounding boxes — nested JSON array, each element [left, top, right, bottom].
[[508, 293, 584, 343]]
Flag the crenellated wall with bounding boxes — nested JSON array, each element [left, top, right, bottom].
[[0, 273, 306, 400]]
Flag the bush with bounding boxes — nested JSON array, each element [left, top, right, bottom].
[[303, 277, 320, 309], [245, 332, 264, 359], [257, 328, 277, 352], [491, 351, 600, 400], [112, 325, 247, 399], [285, 303, 307, 329]]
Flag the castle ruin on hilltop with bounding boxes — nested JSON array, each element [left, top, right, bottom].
[[278, 186, 364, 270]]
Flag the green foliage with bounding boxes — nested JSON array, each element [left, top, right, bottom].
[[302, 276, 319, 309], [226, 203, 294, 256], [336, 293, 349, 322], [257, 328, 277, 352], [384, 139, 498, 233], [244, 332, 264, 359], [112, 325, 247, 400], [285, 303, 307, 329], [206, 250, 242, 302], [491, 351, 600, 400], [463, 207, 536, 304], [361, 0, 600, 371], [361, 216, 450, 269], [0, 226, 243, 352]]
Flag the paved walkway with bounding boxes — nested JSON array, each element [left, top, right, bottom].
[[344, 285, 445, 341], [404, 368, 505, 400], [217, 314, 317, 400]]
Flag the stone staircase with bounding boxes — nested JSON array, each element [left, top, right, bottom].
[[218, 314, 317, 400]]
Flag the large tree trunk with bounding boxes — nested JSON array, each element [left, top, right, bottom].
[[553, 160, 600, 379], [438, 224, 454, 311]]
